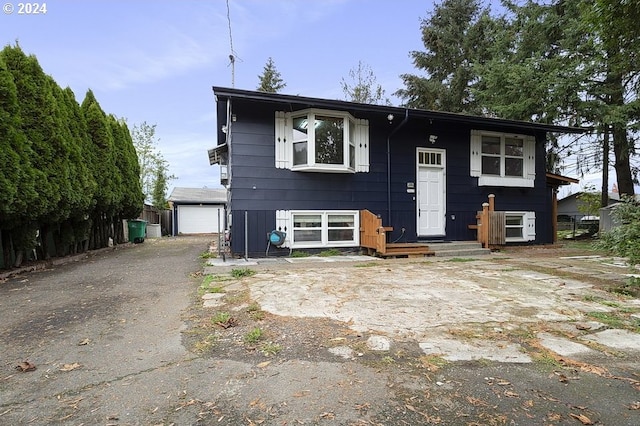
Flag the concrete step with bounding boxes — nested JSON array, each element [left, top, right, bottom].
[[420, 241, 491, 257], [432, 248, 491, 257]]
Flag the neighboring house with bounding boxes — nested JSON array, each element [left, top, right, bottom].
[[167, 187, 227, 235], [207, 87, 584, 257], [557, 192, 621, 223]]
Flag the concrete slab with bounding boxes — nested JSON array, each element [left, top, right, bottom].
[[419, 337, 531, 363], [580, 329, 640, 351], [536, 332, 597, 357]]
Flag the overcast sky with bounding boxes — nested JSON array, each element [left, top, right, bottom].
[[3, 0, 624, 198]]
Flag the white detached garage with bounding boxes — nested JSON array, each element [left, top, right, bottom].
[[168, 187, 227, 235]]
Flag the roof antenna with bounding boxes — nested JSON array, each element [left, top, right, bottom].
[[226, 0, 241, 87]]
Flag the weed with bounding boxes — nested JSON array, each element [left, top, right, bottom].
[[319, 248, 341, 257], [260, 342, 282, 356], [231, 268, 255, 278], [225, 291, 250, 304], [244, 327, 264, 344], [211, 312, 231, 324], [446, 257, 476, 263], [290, 250, 310, 258], [193, 334, 217, 352], [381, 355, 395, 365], [601, 300, 621, 308], [532, 351, 563, 368], [246, 302, 265, 320]]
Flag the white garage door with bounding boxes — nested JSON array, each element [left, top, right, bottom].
[[177, 205, 222, 234]]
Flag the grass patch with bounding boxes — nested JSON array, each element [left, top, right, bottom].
[[260, 342, 282, 356], [211, 312, 231, 324], [354, 262, 379, 268], [319, 248, 342, 257], [587, 311, 627, 329], [531, 351, 563, 368], [609, 276, 640, 297], [243, 327, 264, 344], [419, 355, 449, 372], [231, 268, 255, 278], [446, 257, 476, 263], [290, 250, 311, 258], [583, 294, 604, 302], [199, 250, 216, 259]]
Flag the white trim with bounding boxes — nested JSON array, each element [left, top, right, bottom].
[[504, 211, 536, 242], [470, 130, 535, 187], [275, 109, 369, 173], [278, 210, 360, 249], [416, 148, 446, 237]]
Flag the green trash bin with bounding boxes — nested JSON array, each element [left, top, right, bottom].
[[128, 219, 147, 244]]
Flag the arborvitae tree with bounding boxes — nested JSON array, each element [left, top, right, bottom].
[[151, 167, 168, 210], [82, 90, 119, 248], [0, 52, 38, 267], [110, 116, 143, 243], [395, 0, 493, 113], [257, 57, 286, 93], [340, 61, 390, 105]]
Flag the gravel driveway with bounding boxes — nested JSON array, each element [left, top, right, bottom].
[[1, 237, 639, 425]]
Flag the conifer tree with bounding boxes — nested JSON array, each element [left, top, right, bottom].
[[257, 57, 286, 93]]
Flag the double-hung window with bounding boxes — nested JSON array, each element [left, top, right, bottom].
[[470, 130, 535, 187], [275, 210, 359, 248], [275, 109, 369, 173], [504, 212, 536, 242]]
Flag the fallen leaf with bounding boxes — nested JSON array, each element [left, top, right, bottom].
[[504, 390, 519, 398], [497, 380, 511, 386], [15, 361, 36, 372], [629, 402, 640, 410], [569, 413, 593, 424], [256, 361, 271, 368], [60, 363, 81, 372], [77, 338, 90, 346]]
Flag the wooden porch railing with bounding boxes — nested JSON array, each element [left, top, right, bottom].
[[359, 209, 393, 255], [468, 194, 505, 248], [360, 210, 434, 257]]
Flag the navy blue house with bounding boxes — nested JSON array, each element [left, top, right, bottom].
[[208, 87, 583, 257]]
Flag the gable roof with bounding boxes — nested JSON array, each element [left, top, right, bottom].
[[168, 187, 227, 204], [212, 86, 586, 135]]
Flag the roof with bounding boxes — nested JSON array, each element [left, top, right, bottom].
[[212, 86, 586, 135], [168, 187, 227, 204], [546, 172, 579, 187]]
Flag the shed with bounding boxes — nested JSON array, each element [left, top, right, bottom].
[[168, 187, 227, 235]]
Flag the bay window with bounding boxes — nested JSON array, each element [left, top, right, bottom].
[[276, 109, 369, 172]]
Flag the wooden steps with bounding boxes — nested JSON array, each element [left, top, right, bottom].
[[364, 242, 435, 258]]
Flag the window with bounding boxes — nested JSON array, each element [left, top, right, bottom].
[[470, 130, 535, 187], [275, 210, 359, 248], [275, 109, 369, 173], [504, 211, 536, 242]]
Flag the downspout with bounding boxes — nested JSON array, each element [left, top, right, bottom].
[[386, 109, 409, 224]]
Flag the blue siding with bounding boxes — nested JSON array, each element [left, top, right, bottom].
[[221, 99, 554, 256]]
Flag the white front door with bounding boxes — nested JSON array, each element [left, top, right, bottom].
[[417, 149, 446, 237]]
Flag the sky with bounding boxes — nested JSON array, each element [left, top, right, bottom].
[[1, 0, 631, 199]]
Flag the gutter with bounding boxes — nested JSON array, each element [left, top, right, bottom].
[[386, 109, 409, 224]]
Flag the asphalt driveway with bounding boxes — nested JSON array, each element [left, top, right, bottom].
[[1, 237, 639, 425]]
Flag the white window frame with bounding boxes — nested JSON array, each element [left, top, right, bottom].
[[275, 210, 360, 248], [504, 211, 536, 242], [470, 130, 535, 188], [275, 109, 369, 173]]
